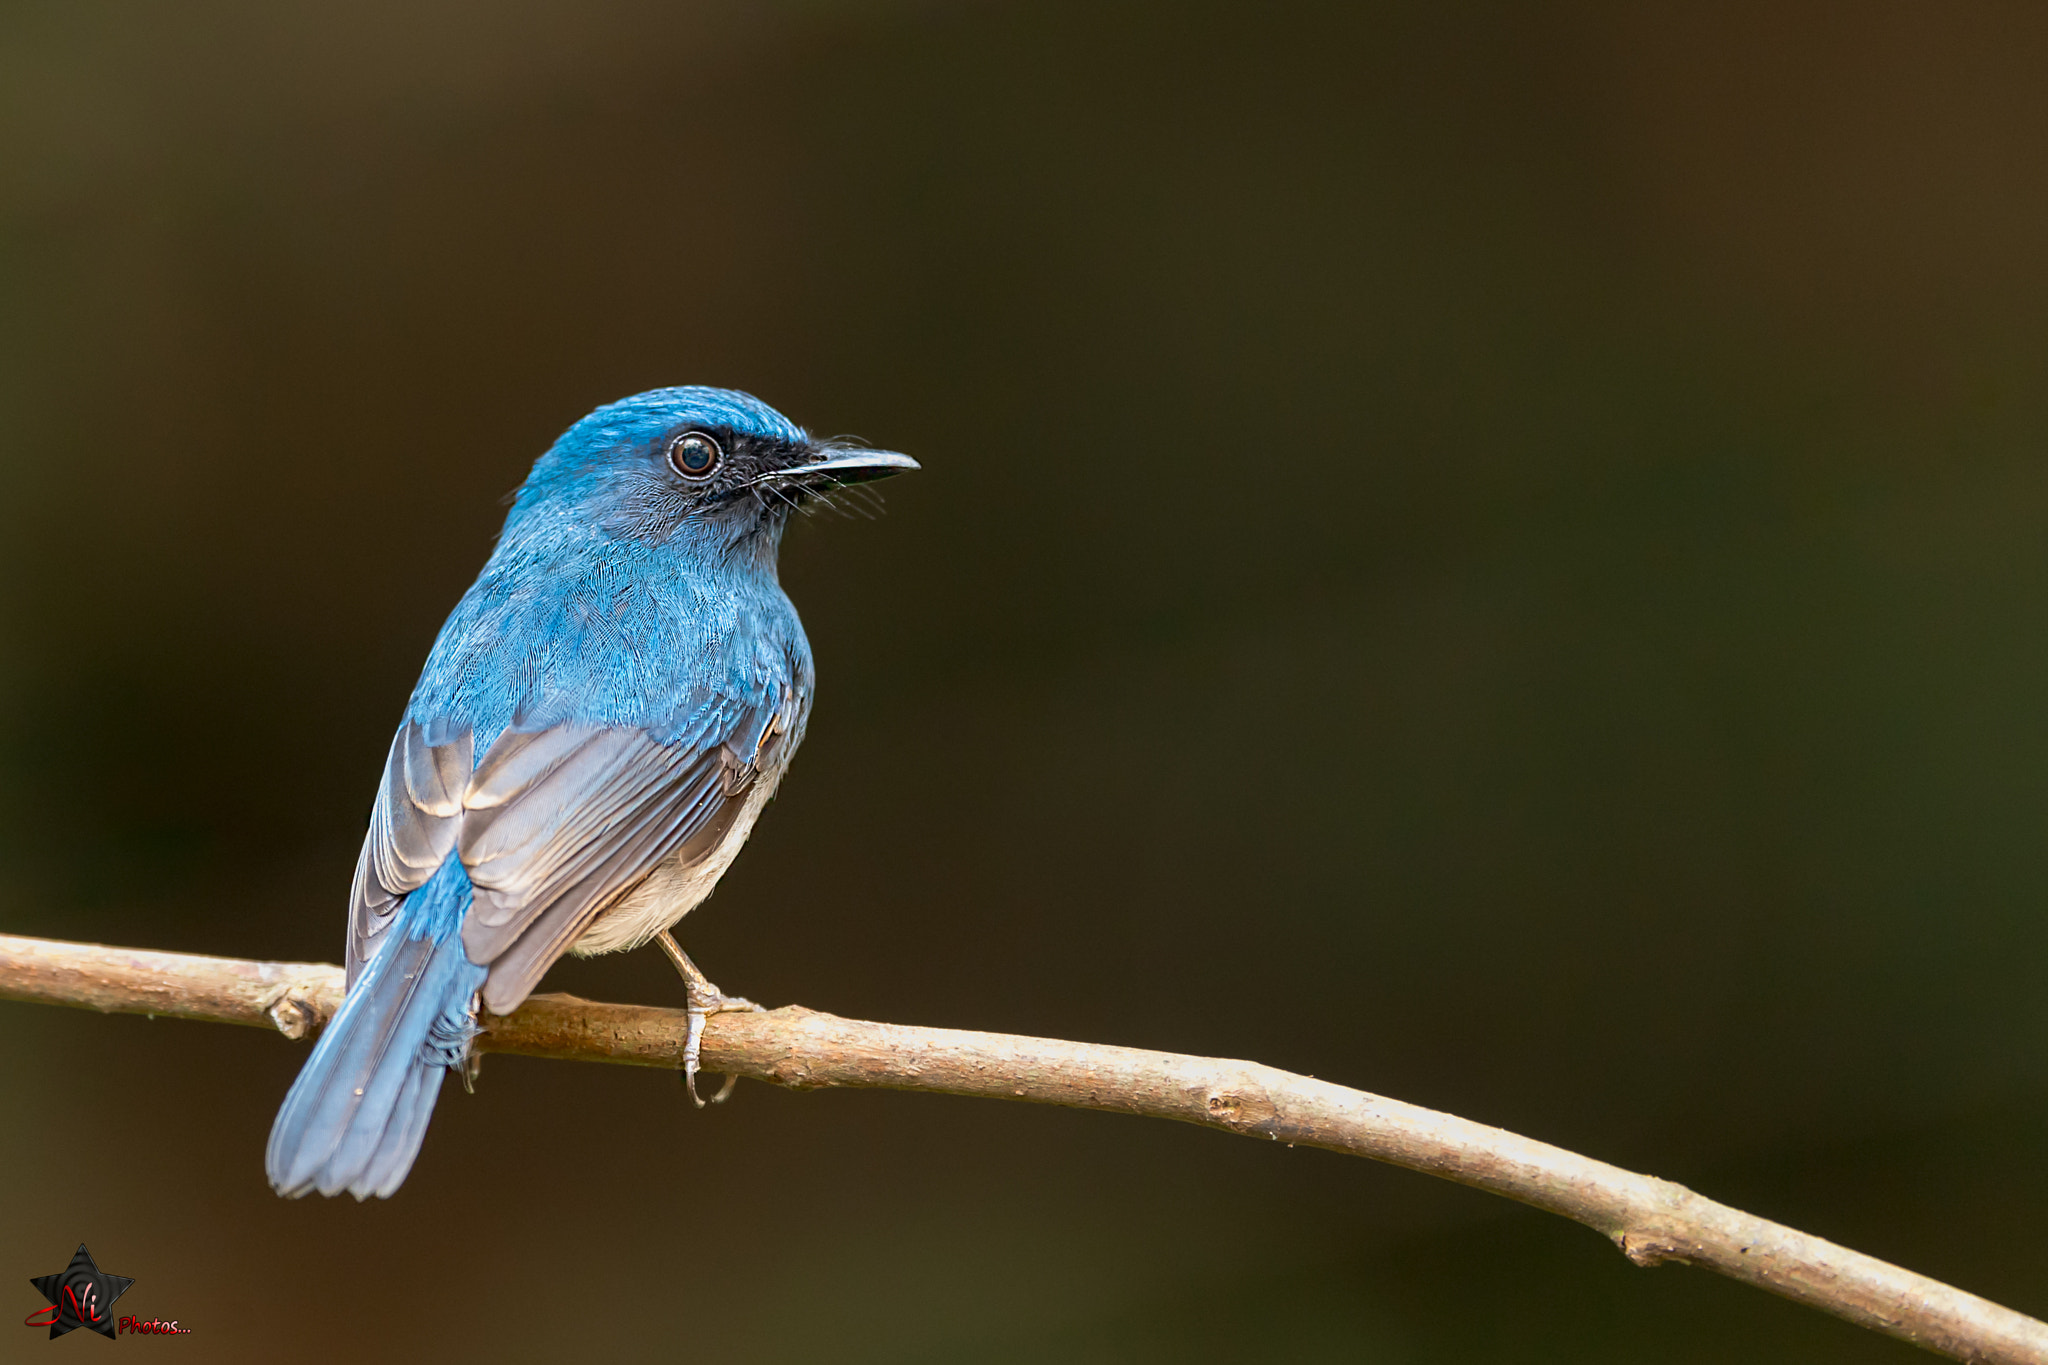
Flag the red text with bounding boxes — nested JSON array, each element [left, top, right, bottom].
[[119, 1316, 189, 1335]]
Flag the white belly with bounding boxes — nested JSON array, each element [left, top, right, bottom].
[[567, 774, 780, 957]]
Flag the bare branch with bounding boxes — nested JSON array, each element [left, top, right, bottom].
[[2, 931, 2042, 1363]]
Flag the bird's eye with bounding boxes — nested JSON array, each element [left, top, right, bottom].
[[668, 432, 723, 480]]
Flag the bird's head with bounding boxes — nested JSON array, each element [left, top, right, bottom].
[[507, 386, 916, 560]]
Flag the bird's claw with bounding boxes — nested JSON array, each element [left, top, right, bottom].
[[658, 930, 763, 1108], [682, 986, 762, 1107]]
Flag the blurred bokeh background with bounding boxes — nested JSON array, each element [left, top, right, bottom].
[[5, 1, 2048, 1359]]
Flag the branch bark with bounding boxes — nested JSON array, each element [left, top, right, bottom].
[[2, 931, 2041, 1364]]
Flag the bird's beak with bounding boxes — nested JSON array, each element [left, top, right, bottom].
[[774, 446, 920, 487]]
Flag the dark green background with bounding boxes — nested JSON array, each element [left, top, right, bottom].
[[5, 2, 2048, 1359]]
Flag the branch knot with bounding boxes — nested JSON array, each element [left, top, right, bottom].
[[257, 985, 322, 1040], [1617, 1229, 1692, 1269]]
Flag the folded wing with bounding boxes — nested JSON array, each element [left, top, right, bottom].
[[343, 682, 800, 1013], [347, 720, 473, 988]]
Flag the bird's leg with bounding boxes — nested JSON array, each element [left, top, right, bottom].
[[655, 930, 763, 1108]]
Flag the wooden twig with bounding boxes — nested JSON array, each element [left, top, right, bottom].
[[1, 931, 2041, 1363]]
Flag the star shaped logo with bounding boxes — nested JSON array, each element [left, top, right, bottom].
[[26, 1244, 133, 1340]]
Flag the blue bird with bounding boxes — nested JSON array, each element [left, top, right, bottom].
[[266, 386, 916, 1199]]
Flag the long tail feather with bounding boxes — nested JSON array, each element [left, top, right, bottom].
[[267, 860, 486, 1199]]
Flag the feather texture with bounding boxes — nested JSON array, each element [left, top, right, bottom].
[[347, 721, 473, 988], [269, 860, 485, 1199]]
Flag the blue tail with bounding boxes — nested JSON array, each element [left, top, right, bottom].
[[267, 859, 488, 1199]]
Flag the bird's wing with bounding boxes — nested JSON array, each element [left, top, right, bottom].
[[347, 720, 474, 988], [458, 697, 790, 1015], [345, 682, 802, 1012]]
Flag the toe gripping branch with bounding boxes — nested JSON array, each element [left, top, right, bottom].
[[654, 931, 764, 1107]]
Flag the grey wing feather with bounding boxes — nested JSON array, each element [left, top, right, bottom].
[[346, 721, 475, 987], [344, 679, 801, 1013], [468, 747, 753, 1013], [459, 707, 785, 1016]]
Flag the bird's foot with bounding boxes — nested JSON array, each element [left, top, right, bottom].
[[655, 931, 765, 1107]]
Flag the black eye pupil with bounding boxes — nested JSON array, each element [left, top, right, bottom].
[[670, 433, 721, 478]]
